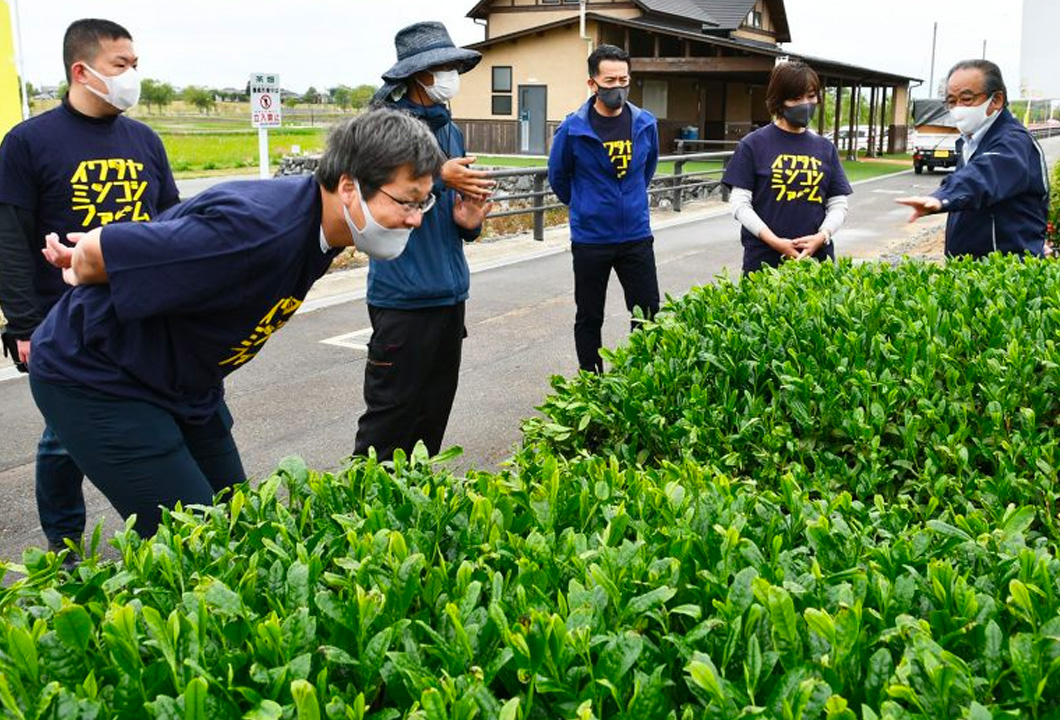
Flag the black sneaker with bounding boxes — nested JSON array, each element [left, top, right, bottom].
[[47, 541, 80, 572]]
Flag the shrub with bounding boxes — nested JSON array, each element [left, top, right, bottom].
[[2, 258, 1059, 719], [526, 258, 1060, 536]]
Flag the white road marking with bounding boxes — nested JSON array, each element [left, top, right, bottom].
[[320, 328, 372, 351], [0, 366, 26, 383]]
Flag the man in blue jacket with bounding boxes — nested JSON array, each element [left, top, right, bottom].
[[548, 44, 660, 373], [898, 60, 1049, 258], [354, 22, 493, 460]]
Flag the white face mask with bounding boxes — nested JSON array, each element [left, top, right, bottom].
[[419, 69, 460, 104], [82, 63, 141, 112], [949, 96, 995, 136], [343, 180, 412, 261]]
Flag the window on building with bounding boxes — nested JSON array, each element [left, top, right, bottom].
[[492, 95, 513, 116], [642, 79, 668, 119], [745, 10, 763, 28], [492, 66, 512, 93]]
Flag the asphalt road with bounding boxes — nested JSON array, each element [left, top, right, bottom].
[[0, 143, 1055, 561]]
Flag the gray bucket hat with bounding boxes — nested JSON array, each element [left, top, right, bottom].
[[381, 21, 482, 83]]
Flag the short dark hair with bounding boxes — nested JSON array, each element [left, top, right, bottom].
[[588, 44, 630, 78], [315, 108, 446, 196], [63, 19, 132, 83], [947, 59, 1008, 108], [765, 61, 821, 117]]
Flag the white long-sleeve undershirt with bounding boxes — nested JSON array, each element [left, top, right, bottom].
[[729, 187, 850, 240]]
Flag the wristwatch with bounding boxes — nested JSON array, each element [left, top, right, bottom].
[[821, 228, 832, 246]]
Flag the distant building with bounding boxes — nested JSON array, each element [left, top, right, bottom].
[[449, 0, 918, 156], [1020, 0, 1060, 98]]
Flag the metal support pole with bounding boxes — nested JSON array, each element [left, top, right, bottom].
[[673, 159, 684, 212], [817, 80, 827, 135], [832, 83, 843, 147], [929, 21, 938, 97], [866, 87, 877, 158], [846, 84, 858, 161], [258, 128, 270, 179], [721, 155, 731, 201], [878, 87, 888, 156], [532, 174, 545, 241]]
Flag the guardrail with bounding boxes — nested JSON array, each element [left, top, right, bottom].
[[673, 139, 742, 153], [1030, 125, 1060, 140], [482, 150, 734, 241]]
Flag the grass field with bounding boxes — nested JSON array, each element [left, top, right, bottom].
[[159, 128, 328, 174]]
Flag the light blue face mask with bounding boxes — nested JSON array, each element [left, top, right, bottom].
[[343, 180, 412, 261]]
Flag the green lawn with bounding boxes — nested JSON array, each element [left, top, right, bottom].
[[160, 128, 328, 175]]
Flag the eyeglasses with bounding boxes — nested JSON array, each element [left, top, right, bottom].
[[944, 92, 988, 110], [376, 187, 437, 215]]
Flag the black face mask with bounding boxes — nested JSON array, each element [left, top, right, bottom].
[[782, 102, 817, 128], [596, 86, 629, 111]]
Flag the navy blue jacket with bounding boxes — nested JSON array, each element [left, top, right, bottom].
[[933, 109, 1049, 258], [366, 96, 479, 309], [548, 99, 658, 244]]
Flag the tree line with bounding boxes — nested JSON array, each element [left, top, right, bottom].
[[21, 79, 378, 115]]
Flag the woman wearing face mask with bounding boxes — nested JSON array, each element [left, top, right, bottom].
[[722, 61, 853, 274], [354, 22, 493, 461], [27, 109, 445, 539]]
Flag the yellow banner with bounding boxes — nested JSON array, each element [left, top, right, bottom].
[[0, 0, 24, 141]]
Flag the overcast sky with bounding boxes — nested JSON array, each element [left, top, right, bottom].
[[13, 0, 1028, 98]]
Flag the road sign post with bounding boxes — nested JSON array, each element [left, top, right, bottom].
[[250, 72, 281, 179]]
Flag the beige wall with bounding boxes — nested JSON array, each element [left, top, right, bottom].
[[488, 5, 639, 39], [451, 23, 595, 122], [732, 0, 777, 44]]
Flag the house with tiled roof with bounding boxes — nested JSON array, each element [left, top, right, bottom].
[[449, 0, 916, 155]]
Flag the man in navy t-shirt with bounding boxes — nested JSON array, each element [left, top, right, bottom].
[[28, 108, 445, 539], [0, 19, 178, 555]]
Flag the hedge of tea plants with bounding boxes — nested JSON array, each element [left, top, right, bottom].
[[2, 258, 1059, 720]]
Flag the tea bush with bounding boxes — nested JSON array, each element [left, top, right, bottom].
[[2, 258, 1059, 720], [527, 258, 1060, 538]]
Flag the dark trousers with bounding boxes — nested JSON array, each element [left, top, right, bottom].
[[354, 302, 465, 461], [35, 425, 86, 546], [572, 238, 660, 373], [30, 377, 246, 538]]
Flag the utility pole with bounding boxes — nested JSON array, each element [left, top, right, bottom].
[[928, 21, 938, 97], [982, 39, 987, 59]]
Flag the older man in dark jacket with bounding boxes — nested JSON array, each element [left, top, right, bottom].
[[354, 22, 493, 460], [899, 59, 1049, 258]]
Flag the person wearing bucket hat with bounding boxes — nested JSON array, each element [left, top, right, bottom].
[[353, 21, 494, 461]]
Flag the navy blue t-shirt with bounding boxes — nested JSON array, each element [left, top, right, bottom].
[[30, 176, 340, 423], [589, 105, 633, 179], [0, 98, 179, 313], [722, 123, 852, 247]]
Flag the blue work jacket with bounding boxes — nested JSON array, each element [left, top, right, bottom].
[[547, 99, 659, 244]]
